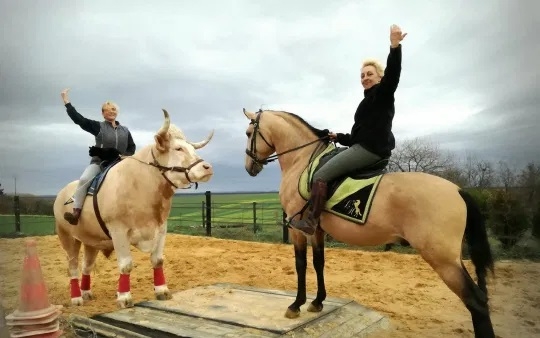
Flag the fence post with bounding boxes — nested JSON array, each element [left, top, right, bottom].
[[14, 196, 21, 233], [252, 202, 257, 233], [205, 191, 211, 236], [201, 201, 205, 228], [282, 210, 288, 243]]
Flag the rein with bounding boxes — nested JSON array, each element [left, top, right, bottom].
[[120, 148, 202, 190], [245, 111, 329, 167]]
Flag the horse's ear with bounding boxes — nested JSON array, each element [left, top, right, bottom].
[[154, 134, 169, 152], [243, 108, 256, 120]]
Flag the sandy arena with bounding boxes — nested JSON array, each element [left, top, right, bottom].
[[1, 234, 539, 338]]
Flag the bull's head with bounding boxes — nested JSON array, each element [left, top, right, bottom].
[[154, 109, 214, 187]]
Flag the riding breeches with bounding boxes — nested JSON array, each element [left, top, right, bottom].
[[73, 164, 102, 209], [312, 143, 382, 183]]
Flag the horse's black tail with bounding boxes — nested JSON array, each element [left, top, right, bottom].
[[459, 189, 495, 296]]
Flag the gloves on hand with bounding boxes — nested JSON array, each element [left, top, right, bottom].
[[89, 146, 121, 160]]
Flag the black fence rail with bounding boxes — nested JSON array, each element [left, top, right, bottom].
[[0, 192, 290, 243]]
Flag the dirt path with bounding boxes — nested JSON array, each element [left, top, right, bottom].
[[1, 235, 539, 338]]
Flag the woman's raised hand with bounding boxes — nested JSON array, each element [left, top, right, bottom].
[[61, 88, 70, 105], [390, 24, 407, 48]]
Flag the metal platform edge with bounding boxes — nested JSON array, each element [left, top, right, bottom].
[[68, 314, 151, 338]]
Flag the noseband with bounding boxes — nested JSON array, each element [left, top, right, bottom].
[[121, 150, 204, 190], [149, 149, 203, 189], [245, 110, 329, 168]]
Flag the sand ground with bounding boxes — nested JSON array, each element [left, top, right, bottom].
[[1, 234, 539, 338]]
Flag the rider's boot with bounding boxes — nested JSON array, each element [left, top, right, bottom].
[[64, 208, 81, 225], [289, 179, 328, 235]]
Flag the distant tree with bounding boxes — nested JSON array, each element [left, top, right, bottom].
[[0, 183, 4, 196], [517, 162, 540, 209], [463, 153, 496, 188], [487, 189, 529, 249], [497, 161, 517, 192], [388, 137, 454, 175]]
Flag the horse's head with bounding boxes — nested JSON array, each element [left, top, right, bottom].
[[153, 109, 214, 186], [243, 108, 276, 177]]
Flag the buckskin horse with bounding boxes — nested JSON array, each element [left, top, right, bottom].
[[242, 108, 495, 338], [53, 109, 214, 308]]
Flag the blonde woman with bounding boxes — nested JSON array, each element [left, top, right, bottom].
[[291, 24, 407, 235], [60, 88, 136, 225]]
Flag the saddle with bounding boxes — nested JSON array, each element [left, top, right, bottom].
[[64, 158, 123, 238], [310, 146, 389, 197]]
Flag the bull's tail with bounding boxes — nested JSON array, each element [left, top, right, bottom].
[[459, 189, 495, 296]]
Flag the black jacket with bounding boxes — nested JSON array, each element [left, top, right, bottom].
[[65, 103, 136, 164], [336, 44, 402, 158]]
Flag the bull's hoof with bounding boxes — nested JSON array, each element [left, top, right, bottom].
[[71, 297, 83, 306], [307, 302, 323, 312], [285, 308, 300, 319], [82, 290, 94, 301], [155, 285, 172, 300], [117, 292, 134, 308]]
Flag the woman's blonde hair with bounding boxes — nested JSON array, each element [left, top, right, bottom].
[[361, 59, 384, 77], [101, 101, 119, 113]]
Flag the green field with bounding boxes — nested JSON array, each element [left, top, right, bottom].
[[0, 192, 286, 242]]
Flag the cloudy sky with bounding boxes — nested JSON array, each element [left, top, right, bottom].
[[0, 0, 538, 195]]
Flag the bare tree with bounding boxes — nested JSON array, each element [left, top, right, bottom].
[[463, 153, 496, 188], [388, 137, 454, 175], [0, 183, 3, 196], [497, 161, 517, 192], [518, 162, 540, 208]]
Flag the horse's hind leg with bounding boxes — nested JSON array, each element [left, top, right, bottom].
[[285, 229, 308, 319], [80, 245, 99, 301], [307, 227, 326, 313], [426, 258, 494, 338]]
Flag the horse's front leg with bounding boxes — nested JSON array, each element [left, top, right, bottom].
[[285, 228, 308, 319], [151, 222, 172, 300], [307, 226, 326, 312]]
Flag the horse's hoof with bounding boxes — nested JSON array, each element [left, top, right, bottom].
[[82, 290, 94, 301], [71, 297, 83, 306], [285, 308, 300, 319], [307, 302, 323, 313]]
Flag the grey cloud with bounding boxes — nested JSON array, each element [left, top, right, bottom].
[[1, 0, 539, 195]]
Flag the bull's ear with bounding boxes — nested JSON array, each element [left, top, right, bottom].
[[154, 134, 169, 152]]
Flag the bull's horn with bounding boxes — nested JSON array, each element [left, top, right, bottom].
[[188, 129, 214, 149], [158, 109, 171, 137]]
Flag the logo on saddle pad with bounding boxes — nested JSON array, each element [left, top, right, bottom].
[[298, 144, 387, 224]]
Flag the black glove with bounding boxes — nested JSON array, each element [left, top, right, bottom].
[[89, 146, 121, 161]]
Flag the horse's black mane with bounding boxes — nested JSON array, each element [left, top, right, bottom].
[[270, 110, 329, 139]]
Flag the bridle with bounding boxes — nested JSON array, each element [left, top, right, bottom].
[[120, 149, 204, 190], [245, 110, 329, 169]]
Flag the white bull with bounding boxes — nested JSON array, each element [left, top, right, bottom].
[[53, 109, 214, 308]]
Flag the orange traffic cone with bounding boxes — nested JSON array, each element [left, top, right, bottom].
[[5, 239, 62, 338]]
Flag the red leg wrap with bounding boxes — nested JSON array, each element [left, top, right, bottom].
[[70, 279, 81, 298], [153, 267, 166, 287], [118, 273, 130, 293], [81, 274, 91, 291]]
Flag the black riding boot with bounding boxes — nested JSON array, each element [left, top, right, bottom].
[[289, 179, 328, 235], [64, 208, 81, 225]]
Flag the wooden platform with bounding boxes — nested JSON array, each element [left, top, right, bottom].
[[70, 283, 390, 337]]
